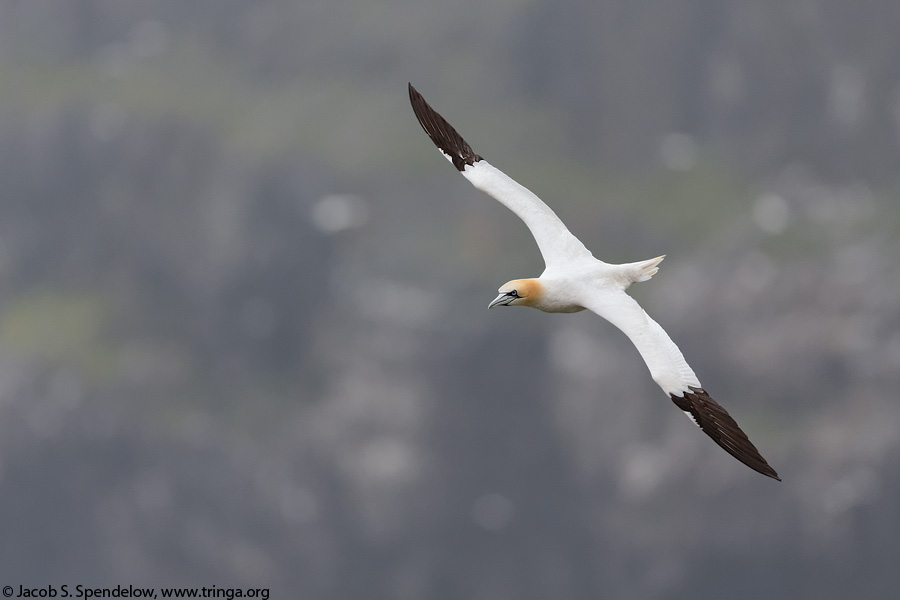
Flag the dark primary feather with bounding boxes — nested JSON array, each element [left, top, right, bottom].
[[671, 386, 781, 480], [408, 83, 483, 171]]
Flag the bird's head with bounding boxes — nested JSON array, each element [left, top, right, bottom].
[[488, 278, 543, 309]]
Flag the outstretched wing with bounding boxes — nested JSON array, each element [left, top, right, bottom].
[[408, 83, 594, 271], [583, 290, 781, 481]]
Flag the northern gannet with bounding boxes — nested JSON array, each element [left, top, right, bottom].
[[409, 83, 780, 481]]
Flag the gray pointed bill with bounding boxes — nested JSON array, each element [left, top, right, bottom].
[[489, 292, 517, 308]]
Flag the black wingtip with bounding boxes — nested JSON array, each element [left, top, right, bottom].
[[672, 386, 781, 481], [407, 83, 483, 171]]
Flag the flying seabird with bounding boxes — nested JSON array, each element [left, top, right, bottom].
[[409, 83, 780, 481]]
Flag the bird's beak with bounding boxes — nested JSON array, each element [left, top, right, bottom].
[[488, 292, 515, 309]]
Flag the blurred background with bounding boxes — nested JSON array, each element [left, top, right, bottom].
[[1, 1, 899, 598]]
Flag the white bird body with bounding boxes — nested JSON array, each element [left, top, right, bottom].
[[409, 83, 780, 480]]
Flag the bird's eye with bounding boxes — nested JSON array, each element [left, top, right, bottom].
[[509, 290, 519, 297]]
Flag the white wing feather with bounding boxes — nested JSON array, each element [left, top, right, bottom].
[[408, 84, 593, 271], [581, 290, 701, 396], [460, 161, 595, 270]]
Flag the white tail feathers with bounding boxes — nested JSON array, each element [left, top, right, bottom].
[[633, 255, 665, 283]]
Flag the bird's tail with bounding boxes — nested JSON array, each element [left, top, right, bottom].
[[631, 255, 665, 283]]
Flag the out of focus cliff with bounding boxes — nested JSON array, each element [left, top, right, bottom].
[[1, 2, 899, 598]]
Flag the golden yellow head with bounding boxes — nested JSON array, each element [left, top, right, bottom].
[[488, 278, 544, 308]]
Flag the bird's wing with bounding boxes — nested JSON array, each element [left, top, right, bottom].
[[582, 290, 781, 480], [409, 83, 594, 271]]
